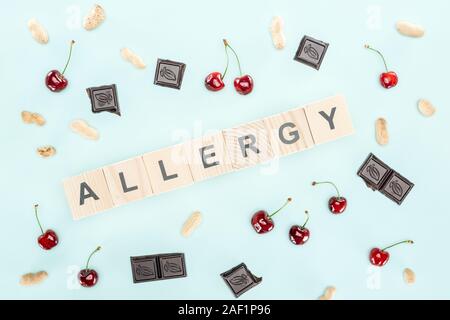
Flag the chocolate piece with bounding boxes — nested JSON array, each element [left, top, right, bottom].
[[130, 253, 186, 283], [159, 253, 186, 279], [86, 84, 121, 116], [357, 153, 392, 190], [153, 59, 186, 89], [294, 35, 329, 70], [220, 263, 262, 298], [357, 153, 414, 205], [130, 255, 158, 283], [380, 172, 414, 205]]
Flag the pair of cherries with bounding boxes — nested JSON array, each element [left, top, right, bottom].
[[205, 39, 253, 95], [251, 198, 310, 245], [33, 205, 100, 287], [251, 181, 346, 244]]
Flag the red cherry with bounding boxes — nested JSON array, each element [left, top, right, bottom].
[[205, 72, 225, 91], [205, 40, 230, 92], [289, 211, 310, 245], [45, 40, 75, 92], [369, 240, 413, 267], [328, 196, 347, 214], [312, 181, 347, 214], [223, 39, 253, 95], [78, 246, 101, 287], [380, 71, 398, 89], [38, 230, 59, 250], [369, 248, 390, 267], [234, 75, 254, 95], [78, 269, 98, 288], [365, 44, 398, 89], [45, 70, 68, 92], [34, 204, 58, 250], [251, 198, 292, 234]]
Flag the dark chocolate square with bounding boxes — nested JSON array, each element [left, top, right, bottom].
[[130, 255, 158, 283], [130, 253, 186, 284], [153, 59, 186, 89], [294, 35, 329, 70], [86, 84, 121, 116], [159, 253, 187, 279], [380, 172, 414, 205], [357, 153, 392, 190], [220, 263, 262, 298]]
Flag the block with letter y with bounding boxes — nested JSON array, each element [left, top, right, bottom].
[[303, 95, 354, 145]]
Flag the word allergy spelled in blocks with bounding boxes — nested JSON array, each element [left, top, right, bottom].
[[63, 95, 354, 220]]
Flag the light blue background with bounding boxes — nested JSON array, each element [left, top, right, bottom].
[[0, 0, 448, 299]]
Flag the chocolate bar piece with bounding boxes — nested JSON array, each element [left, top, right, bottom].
[[220, 263, 262, 298], [357, 153, 414, 205], [380, 171, 414, 205], [130, 253, 186, 283], [153, 59, 186, 89], [357, 153, 392, 191], [294, 35, 329, 70], [86, 84, 121, 116]]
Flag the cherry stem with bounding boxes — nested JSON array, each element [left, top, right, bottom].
[[312, 181, 341, 199], [61, 40, 75, 75], [34, 204, 44, 234], [269, 198, 292, 218], [85, 246, 101, 270], [381, 240, 414, 252], [302, 210, 310, 228], [222, 40, 230, 79], [223, 39, 242, 76], [364, 44, 388, 72]]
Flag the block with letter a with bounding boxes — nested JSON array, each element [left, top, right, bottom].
[[63, 168, 114, 220]]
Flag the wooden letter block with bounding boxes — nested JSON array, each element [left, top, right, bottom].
[[263, 107, 314, 156], [223, 119, 275, 170], [103, 157, 153, 206], [303, 95, 354, 145], [63, 169, 114, 220], [142, 144, 194, 194], [183, 132, 234, 182]]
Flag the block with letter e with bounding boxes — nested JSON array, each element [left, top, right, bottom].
[[183, 132, 234, 182]]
